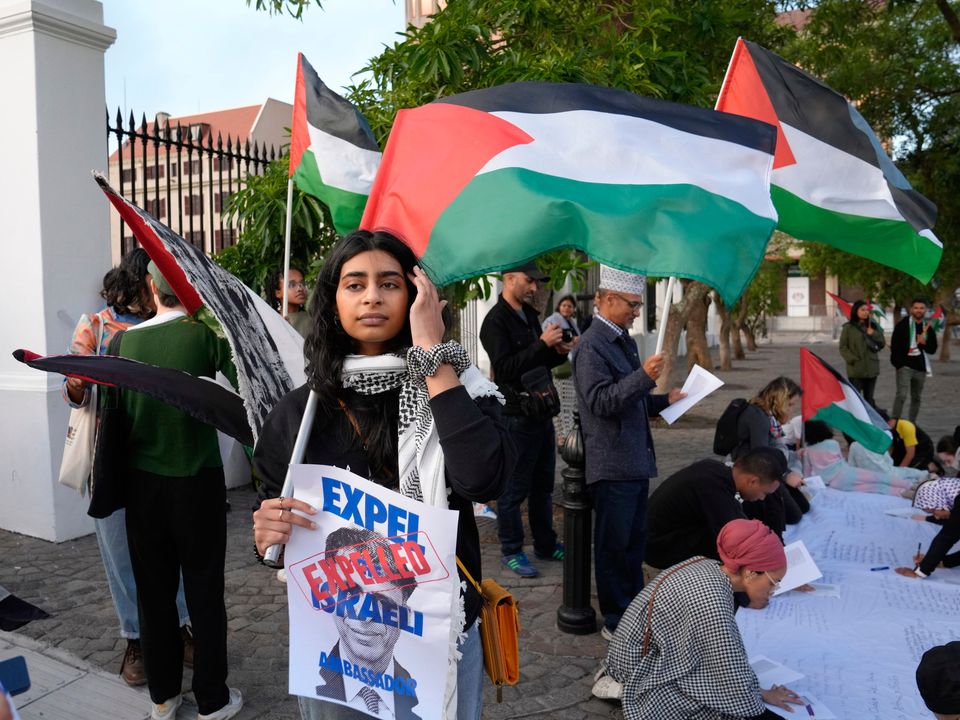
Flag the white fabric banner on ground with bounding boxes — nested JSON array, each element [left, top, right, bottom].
[[284, 465, 459, 719], [739, 488, 960, 719]]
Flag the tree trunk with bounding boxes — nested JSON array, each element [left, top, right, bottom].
[[732, 301, 748, 359], [656, 281, 712, 392], [714, 291, 733, 370], [940, 325, 951, 362], [685, 290, 713, 371], [743, 324, 758, 352]]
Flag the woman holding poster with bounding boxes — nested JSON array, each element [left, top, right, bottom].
[[252, 230, 516, 720]]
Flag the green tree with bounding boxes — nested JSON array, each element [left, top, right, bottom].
[[217, 158, 337, 297]]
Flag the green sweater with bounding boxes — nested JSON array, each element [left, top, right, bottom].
[[119, 314, 237, 476]]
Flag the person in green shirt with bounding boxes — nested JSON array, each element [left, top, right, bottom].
[[119, 261, 243, 720]]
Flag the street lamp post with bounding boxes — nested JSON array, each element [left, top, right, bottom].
[[556, 411, 597, 634]]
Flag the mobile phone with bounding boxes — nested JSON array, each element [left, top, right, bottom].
[[561, 328, 574, 343], [0, 656, 29, 696]]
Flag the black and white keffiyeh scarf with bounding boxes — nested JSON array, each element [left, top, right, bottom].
[[340, 342, 503, 718]]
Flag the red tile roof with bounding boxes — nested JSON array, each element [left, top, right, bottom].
[[108, 104, 264, 163]]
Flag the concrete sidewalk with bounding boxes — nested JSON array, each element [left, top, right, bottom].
[[2, 340, 958, 719]]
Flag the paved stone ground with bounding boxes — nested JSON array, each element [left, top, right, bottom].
[[2, 338, 958, 719]]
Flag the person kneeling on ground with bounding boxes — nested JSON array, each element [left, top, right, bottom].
[[896, 477, 960, 580], [594, 519, 804, 719]]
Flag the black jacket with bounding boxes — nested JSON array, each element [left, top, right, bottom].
[[254, 383, 515, 629], [890, 316, 937, 371], [645, 460, 747, 569], [479, 295, 566, 416]]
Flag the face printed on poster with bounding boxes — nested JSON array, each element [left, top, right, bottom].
[[285, 465, 460, 719]]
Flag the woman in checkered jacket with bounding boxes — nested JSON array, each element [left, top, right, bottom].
[[599, 519, 804, 719]]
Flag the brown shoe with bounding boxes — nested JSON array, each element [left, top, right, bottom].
[[120, 639, 147, 686], [181, 625, 194, 668]]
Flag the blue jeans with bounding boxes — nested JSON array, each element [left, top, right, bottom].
[[298, 623, 483, 720], [95, 509, 189, 638], [588, 479, 649, 632], [496, 415, 558, 557]]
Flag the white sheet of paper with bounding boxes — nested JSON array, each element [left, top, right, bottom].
[[750, 655, 805, 687], [658, 364, 724, 425], [804, 475, 826, 490], [807, 582, 841, 598], [774, 540, 822, 595]]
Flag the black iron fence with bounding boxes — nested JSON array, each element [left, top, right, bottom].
[[107, 109, 284, 256]]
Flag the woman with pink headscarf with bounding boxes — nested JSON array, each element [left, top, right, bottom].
[[597, 519, 804, 719]]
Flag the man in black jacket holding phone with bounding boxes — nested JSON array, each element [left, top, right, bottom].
[[480, 262, 572, 578], [890, 298, 938, 422]]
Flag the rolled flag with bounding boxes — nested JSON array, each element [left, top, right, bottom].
[[716, 38, 942, 283], [12, 350, 254, 447], [290, 53, 381, 235], [93, 173, 305, 443], [800, 348, 891, 453], [361, 81, 779, 305]]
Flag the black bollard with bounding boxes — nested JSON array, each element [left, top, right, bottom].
[[556, 411, 597, 634]]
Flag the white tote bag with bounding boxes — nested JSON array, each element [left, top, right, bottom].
[[57, 315, 105, 495]]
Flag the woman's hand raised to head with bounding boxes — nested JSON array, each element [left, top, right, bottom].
[[253, 496, 317, 556], [408, 266, 447, 350]]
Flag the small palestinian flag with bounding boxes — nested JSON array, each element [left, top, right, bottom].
[[826, 290, 852, 321], [716, 39, 942, 283], [800, 348, 891, 453], [930, 305, 945, 334], [361, 81, 779, 305], [290, 53, 381, 235], [866, 298, 886, 321]]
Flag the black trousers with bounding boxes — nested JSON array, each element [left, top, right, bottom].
[[848, 376, 877, 407], [125, 467, 229, 715]]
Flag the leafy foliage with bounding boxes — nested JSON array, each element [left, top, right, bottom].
[[217, 158, 337, 297], [736, 259, 786, 340]]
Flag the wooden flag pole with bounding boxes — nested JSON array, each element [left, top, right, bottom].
[[281, 178, 294, 318], [655, 276, 677, 355]]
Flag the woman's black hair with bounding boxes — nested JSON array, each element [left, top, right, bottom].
[[265, 266, 304, 311], [555, 294, 577, 312], [303, 231, 421, 482], [804, 420, 834, 445], [101, 248, 152, 317], [849, 299, 867, 322]]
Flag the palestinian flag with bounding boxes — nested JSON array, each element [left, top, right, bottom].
[[13, 350, 253, 446], [361, 81, 779, 305], [93, 173, 306, 443], [800, 348, 891, 453], [930, 305, 945, 333], [866, 297, 886, 321], [826, 290, 852, 321], [289, 53, 381, 235], [716, 39, 942, 283]]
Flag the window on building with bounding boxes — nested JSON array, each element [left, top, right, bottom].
[[120, 168, 135, 184], [183, 194, 204, 215], [144, 198, 167, 219], [185, 231, 205, 248], [215, 228, 236, 251], [213, 156, 234, 172], [144, 165, 165, 181], [214, 191, 234, 213]]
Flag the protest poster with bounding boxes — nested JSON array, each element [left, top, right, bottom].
[[284, 464, 460, 719]]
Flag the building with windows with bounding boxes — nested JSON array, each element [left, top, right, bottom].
[[106, 98, 291, 260]]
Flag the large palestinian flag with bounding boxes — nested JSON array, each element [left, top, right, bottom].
[[361, 82, 779, 305], [289, 53, 381, 235], [716, 38, 941, 283], [800, 348, 891, 453]]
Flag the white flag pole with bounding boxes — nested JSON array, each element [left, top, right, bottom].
[[263, 389, 319, 567], [655, 276, 677, 354], [281, 178, 294, 319]]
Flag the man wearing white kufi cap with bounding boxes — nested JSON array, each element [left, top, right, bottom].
[[572, 264, 685, 639]]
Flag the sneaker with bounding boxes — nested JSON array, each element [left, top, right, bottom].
[[120, 639, 147, 687], [591, 667, 622, 700], [600, 625, 616, 642], [151, 694, 182, 720], [182, 625, 195, 668], [501, 552, 539, 578], [198, 688, 243, 720], [535, 543, 565, 561], [473, 503, 497, 520]]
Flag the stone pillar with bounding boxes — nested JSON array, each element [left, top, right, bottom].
[[0, 0, 115, 540]]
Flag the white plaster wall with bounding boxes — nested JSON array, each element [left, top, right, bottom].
[[0, 0, 115, 540]]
